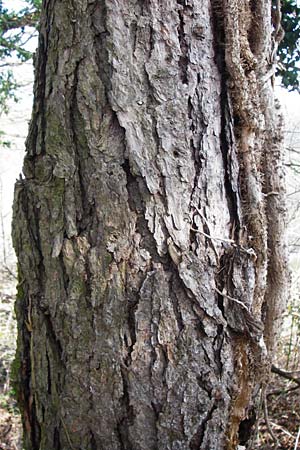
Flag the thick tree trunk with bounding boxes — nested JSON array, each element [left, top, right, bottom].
[[12, 1, 288, 449]]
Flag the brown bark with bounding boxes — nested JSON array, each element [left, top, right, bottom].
[[12, 1, 288, 449]]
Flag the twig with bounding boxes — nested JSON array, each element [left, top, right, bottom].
[[214, 287, 249, 311], [263, 191, 280, 197], [190, 204, 256, 257], [294, 427, 300, 450], [263, 387, 280, 449], [3, 264, 17, 280], [60, 415, 75, 450], [269, 421, 294, 438], [2, 423, 12, 437], [190, 227, 235, 245], [191, 203, 235, 245], [267, 383, 300, 398]]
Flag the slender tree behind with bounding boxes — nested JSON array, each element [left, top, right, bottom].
[[12, 1, 288, 449]]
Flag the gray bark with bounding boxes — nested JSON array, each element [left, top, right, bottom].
[[12, 1, 288, 449]]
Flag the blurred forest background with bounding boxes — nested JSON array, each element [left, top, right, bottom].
[[0, 0, 299, 449]]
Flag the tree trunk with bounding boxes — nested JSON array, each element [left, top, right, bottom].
[[12, 1, 288, 449]]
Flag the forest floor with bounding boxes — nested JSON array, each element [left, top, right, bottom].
[[254, 373, 300, 450], [0, 271, 299, 449]]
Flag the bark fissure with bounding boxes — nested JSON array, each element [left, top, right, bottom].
[[91, 1, 112, 98], [118, 366, 135, 450], [45, 349, 51, 395], [177, 2, 189, 85], [189, 404, 217, 450], [170, 276, 185, 333], [53, 427, 61, 450], [69, 58, 86, 236]]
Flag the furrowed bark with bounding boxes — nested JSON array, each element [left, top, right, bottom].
[[12, 1, 288, 449]]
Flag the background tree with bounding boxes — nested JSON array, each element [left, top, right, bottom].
[[12, 1, 288, 450], [276, 0, 300, 92], [0, 0, 41, 113]]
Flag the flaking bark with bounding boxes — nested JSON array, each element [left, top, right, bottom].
[[12, 1, 288, 449]]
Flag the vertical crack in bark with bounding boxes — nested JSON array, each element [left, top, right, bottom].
[[120, 157, 139, 370], [69, 58, 87, 235], [27, 0, 56, 157], [53, 426, 61, 450], [46, 348, 52, 395], [189, 404, 217, 450], [29, 399, 41, 450], [149, 24, 155, 58], [44, 314, 63, 366], [118, 366, 135, 450], [177, 1, 189, 85], [151, 114, 160, 158], [37, 35, 48, 156], [91, 1, 112, 97], [121, 158, 139, 213], [130, 20, 138, 55], [171, 276, 184, 333], [213, 324, 224, 377], [211, 1, 241, 236], [124, 301, 137, 368], [89, 430, 97, 450], [26, 23, 48, 156], [219, 95, 241, 234], [188, 93, 203, 224], [149, 279, 160, 450]]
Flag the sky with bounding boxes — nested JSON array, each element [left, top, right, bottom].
[[3, 0, 28, 10]]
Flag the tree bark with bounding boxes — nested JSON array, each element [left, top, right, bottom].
[[12, 1, 288, 449]]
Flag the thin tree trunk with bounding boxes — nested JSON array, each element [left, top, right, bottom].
[[12, 1, 288, 449]]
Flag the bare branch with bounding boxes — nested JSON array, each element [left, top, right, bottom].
[[263, 387, 280, 449], [271, 365, 300, 385], [267, 383, 300, 397]]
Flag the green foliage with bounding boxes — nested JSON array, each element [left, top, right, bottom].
[[277, 0, 300, 92], [0, 129, 11, 147], [0, 69, 17, 113]]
